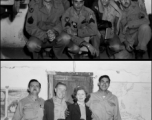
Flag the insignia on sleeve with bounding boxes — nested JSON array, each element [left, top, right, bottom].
[[89, 15, 95, 23], [65, 17, 71, 27], [29, 7, 34, 13], [28, 16, 34, 24], [81, 19, 87, 24], [72, 21, 77, 28]]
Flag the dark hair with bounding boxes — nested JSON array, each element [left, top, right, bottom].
[[99, 75, 111, 83], [71, 86, 90, 103], [55, 82, 67, 88], [54, 82, 67, 95], [27, 79, 41, 93]]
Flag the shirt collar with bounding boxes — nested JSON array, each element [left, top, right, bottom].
[[28, 95, 39, 101], [71, 6, 85, 17], [77, 101, 85, 107], [53, 96, 66, 104]]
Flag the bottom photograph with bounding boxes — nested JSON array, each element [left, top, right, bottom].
[[1, 61, 151, 120]]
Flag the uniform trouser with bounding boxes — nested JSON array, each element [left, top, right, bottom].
[[26, 32, 71, 59], [90, 35, 101, 52], [106, 36, 134, 59], [68, 35, 100, 53], [127, 24, 151, 51]]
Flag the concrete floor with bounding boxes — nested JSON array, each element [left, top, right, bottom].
[[1, 46, 149, 59], [1, 47, 109, 59]]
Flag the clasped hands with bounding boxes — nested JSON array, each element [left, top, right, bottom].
[[47, 29, 56, 42]]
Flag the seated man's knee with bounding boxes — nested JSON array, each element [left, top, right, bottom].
[[57, 33, 71, 45], [68, 44, 80, 54], [27, 37, 41, 52], [108, 35, 123, 52]]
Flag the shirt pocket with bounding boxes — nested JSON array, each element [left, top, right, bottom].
[[90, 100, 101, 110], [105, 101, 116, 116], [23, 104, 35, 119]]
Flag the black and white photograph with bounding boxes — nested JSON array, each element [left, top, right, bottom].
[[1, 61, 151, 120], [1, 0, 151, 59], [1, 88, 7, 119]]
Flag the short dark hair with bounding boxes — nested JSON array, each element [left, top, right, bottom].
[[55, 82, 67, 88], [71, 86, 90, 103], [27, 79, 41, 92], [54, 82, 67, 96], [99, 75, 111, 83]]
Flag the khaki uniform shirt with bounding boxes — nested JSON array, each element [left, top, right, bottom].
[[119, 1, 149, 44], [12, 95, 44, 120], [26, 0, 69, 41], [62, 6, 98, 45], [53, 97, 67, 120], [87, 90, 121, 120]]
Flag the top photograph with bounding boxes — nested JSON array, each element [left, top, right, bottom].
[[1, 0, 151, 59]]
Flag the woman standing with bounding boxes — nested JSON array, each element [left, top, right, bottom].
[[66, 86, 92, 120]]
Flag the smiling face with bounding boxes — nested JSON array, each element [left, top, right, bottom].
[[98, 77, 110, 91], [28, 81, 41, 95], [120, 0, 131, 8], [72, 0, 84, 13], [76, 89, 86, 103], [55, 84, 66, 99]]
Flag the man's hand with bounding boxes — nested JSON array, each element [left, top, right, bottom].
[[123, 41, 134, 52], [47, 29, 56, 42], [65, 108, 69, 118], [83, 43, 99, 57]]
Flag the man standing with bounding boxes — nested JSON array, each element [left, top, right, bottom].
[[26, 0, 71, 59], [43, 82, 70, 120], [119, 0, 151, 59], [12, 79, 44, 120], [62, 0, 100, 58], [87, 75, 121, 120]]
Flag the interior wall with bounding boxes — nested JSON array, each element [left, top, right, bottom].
[[1, 61, 151, 98]]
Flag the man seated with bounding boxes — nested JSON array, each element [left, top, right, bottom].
[[92, 0, 129, 59], [25, 0, 71, 59], [61, 0, 100, 59], [92, 0, 122, 39], [119, 0, 151, 59]]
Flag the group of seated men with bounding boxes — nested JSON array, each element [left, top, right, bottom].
[[25, 0, 151, 59]]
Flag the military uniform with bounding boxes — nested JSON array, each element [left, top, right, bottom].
[[12, 95, 44, 120], [119, 1, 151, 51], [62, 6, 100, 52], [92, 0, 122, 35], [26, 0, 71, 59]]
